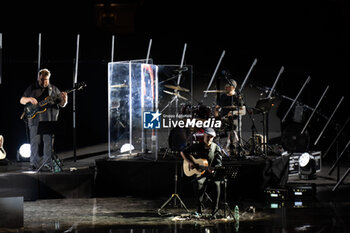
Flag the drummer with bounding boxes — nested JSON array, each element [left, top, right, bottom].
[[214, 79, 246, 155]]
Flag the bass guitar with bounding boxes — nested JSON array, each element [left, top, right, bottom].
[[21, 82, 86, 119], [183, 155, 214, 177]]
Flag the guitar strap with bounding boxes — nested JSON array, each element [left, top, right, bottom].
[[48, 85, 53, 121], [208, 142, 217, 167]]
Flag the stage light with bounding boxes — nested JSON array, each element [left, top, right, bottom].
[[299, 152, 311, 167], [17, 143, 31, 161], [298, 152, 316, 180], [120, 143, 134, 153]]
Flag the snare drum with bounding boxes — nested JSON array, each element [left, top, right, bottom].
[[220, 115, 237, 131]]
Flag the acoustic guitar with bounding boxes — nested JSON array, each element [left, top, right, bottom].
[[21, 82, 86, 119], [183, 155, 214, 177], [0, 135, 6, 160]]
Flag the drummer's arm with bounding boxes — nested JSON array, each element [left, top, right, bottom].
[[214, 105, 221, 117]]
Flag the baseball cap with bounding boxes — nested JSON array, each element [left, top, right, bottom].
[[204, 128, 216, 137]]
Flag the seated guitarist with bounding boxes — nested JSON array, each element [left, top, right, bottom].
[[20, 68, 67, 171], [180, 127, 223, 217]]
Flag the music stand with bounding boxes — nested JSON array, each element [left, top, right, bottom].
[[36, 121, 63, 172], [157, 159, 189, 215], [213, 165, 240, 219], [253, 97, 276, 156], [254, 97, 275, 113]]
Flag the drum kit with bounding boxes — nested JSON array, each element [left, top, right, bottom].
[[163, 84, 256, 159]]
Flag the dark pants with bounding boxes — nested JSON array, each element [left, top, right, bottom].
[[196, 176, 221, 214], [29, 125, 53, 168]]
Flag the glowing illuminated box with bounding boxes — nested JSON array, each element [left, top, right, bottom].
[[286, 183, 316, 200], [264, 187, 288, 200]]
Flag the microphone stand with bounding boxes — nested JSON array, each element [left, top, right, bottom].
[[235, 88, 244, 158]]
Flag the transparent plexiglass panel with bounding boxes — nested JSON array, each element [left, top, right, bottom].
[[108, 60, 158, 159], [108, 61, 193, 160]]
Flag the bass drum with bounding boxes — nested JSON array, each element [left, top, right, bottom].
[[168, 127, 192, 151], [281, 123, 310, 152]]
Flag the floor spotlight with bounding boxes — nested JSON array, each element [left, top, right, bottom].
[[17, 143, 31, 162], [298, 152, 316, 180], [120, 143, 134, 153]]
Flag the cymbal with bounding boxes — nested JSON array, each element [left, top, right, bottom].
[[203, 90, 225, 93], [164, 84, 190, 92], [163, 90, 188, 100], [111, 84, 128, 88]]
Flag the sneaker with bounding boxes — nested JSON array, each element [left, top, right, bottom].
[[193, 211, 202, 218]]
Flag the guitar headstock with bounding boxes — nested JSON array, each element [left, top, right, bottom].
[[74, 82, 87, 91]]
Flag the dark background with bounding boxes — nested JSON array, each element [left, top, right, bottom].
[[0, 0, 349, 161]]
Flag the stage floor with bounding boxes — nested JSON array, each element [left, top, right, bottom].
[[1, 143, 350, 232], [2, 195, 349, 232]]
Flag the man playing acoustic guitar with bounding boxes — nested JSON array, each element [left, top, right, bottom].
[[20, 68, 67, 171], [180, 127, 223, 218]]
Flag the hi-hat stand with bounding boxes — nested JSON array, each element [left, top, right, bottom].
[[253, 97, 276, 157], [245, 106, 262, 155], [253, 66, 283, 157], [160, 43, 189, 158]]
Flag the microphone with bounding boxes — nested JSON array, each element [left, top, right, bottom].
[[221, 69, 232, 77], [174, 67, 188, 73]]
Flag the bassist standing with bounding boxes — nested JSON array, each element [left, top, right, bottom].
[[20, 68, 67, 171]]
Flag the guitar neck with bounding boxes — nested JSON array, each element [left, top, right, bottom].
[[38, 96, 54, 106], [65, 82, 86, 94], [37, 86, 78, 106], [65, 87, 76, 94]]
